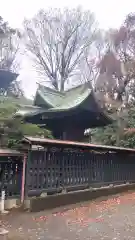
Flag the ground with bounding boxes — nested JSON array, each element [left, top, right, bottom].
[[1, 191, 135, 240]]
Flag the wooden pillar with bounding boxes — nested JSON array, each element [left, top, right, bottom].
[[53, 127, 85, 141], [21, 153, 27, 203], [63, 128, 84, 141]]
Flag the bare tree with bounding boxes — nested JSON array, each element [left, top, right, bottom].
[[99, 13, 135, 103], [23, 7, 99, 91], [80, 30, 106, 88]]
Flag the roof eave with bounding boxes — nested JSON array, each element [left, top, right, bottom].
[[22, 136, 135, 153]]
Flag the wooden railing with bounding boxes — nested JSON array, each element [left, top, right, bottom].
[[25, 144, 135, 197]]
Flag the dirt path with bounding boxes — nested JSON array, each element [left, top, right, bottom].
[[1, 192, 135, 239]]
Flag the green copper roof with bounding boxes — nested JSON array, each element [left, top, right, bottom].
[[15, 83, 112, 128], [16, 84, 93, 117], [34, 84, 92, 109], [34, 85, 64, 108]]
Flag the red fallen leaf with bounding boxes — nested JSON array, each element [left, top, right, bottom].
[[95, 217, 104, 222], [34, 215, 48, 221], [53, 212, 65, 217], [68, 217, 104, 227], [32, 192, 135, 225], [53, 214, 57, 217]]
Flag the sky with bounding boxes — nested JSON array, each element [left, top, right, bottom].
[[1, 0, 135, 98]]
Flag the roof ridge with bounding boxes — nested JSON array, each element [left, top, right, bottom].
[[64, 83, 91, 93], [18, 104, 41, 109], [38, 83, 91, 94], [38, 84, 64, 96], [38, 88, 65, 98]]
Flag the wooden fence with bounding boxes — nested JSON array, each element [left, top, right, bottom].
[[23, 137, 135, 197], [1, 137, 135, 201]]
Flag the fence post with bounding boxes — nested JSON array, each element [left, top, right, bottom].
[[24, 150, 31, 200], [1, 190, 5, 212], [0, 189, 8, 239], [0, 189, 8, 214], [21, 153, 27, 204]]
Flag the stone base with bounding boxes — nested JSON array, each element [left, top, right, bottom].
[[24, 199, 30, 210], [0, 198, 20, 212], [5, 199, 20, 210], [0, 210, 9, 215], [25, 183, 135, 212]]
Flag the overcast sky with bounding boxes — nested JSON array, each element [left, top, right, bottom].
[[1, 0, 135, 98]]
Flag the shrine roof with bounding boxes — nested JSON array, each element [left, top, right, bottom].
[[34, 83, 92, 109], [15, 83, 113, 127], [15, 83, 94, 117]]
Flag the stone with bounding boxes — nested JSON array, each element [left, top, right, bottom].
[[0, 228, 9, 240]]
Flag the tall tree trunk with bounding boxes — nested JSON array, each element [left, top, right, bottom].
[[60, 80, 65, 92]]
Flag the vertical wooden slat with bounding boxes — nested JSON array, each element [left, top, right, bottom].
[[25, 144, 135, 197]]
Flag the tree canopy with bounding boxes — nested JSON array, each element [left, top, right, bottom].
[[90, 13, 135, 148], [23, 7, 101, 91], [90, 107, 135, 148], [0, 95, 52, 148], [2, 10, 135, 148], [23, 9, 135, 109], [0, 16, 22, 97]]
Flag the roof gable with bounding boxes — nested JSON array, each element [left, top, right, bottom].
[[34, 83, 92, 109]]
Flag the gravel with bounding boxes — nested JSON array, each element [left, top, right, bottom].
[[1, 191, 135, 240]]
